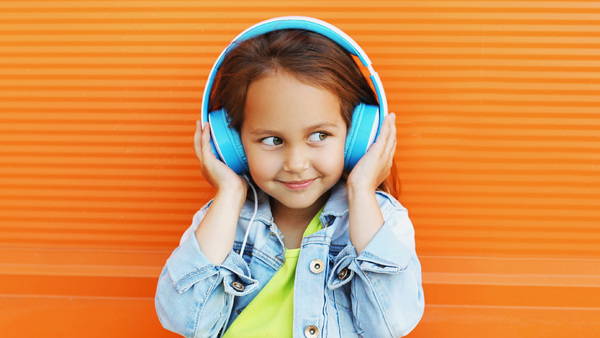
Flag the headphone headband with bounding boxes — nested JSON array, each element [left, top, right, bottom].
[[201, 16, 388, 128]]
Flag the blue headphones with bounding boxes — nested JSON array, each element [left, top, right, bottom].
[[201, 16, 388, 175]]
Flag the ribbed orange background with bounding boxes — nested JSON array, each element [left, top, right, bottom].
[[1, 1, 599, 337]]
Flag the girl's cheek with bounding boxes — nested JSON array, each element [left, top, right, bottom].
[[248, 151, 278, 177]]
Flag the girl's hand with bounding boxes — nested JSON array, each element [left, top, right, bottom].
[[347, 113, 397, 194], [194, 121, 247, 264], [194, 121, 248, 198], [346, 113, 396, 253]]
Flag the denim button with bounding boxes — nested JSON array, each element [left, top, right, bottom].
[[304, 325, 320, 337], [231, 281, 245, 292], [338, 267, 349, 280], [309, 259, 324, 273]]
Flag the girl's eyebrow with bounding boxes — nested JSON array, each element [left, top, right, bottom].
[[248, 128, 279, 136], [248, 122, 341, 135], [303, 122, 340, 132]]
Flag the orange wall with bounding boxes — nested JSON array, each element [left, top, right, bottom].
[[1, 1, 599, 337]]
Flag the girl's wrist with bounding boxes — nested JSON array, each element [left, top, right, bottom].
[[215, 184, 247, 209], [346, 179, 376, 199], [346, 180, 384, 254], [346, 182, 377, 213]]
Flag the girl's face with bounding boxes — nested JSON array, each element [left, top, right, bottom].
[[241, 71, 346, 216]]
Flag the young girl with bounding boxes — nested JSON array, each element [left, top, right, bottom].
[[155, 17, 424, 338]]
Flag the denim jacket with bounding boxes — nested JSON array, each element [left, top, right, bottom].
[[155, 183, 424, 337]]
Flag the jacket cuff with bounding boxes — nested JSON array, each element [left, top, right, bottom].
[[327, 222, 411, 289], [327, 246, 357, 290], [355, 222, 411, 274], [166, 233, 258, 295]]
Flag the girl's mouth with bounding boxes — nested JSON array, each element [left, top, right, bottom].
[[280, 179, 315, 191]]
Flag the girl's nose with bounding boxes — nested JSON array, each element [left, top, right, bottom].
[[283, 146, 309, 173]]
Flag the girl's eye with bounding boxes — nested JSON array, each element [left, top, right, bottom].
[[261, 136, 283, 146], [307, 132, 328, 142]]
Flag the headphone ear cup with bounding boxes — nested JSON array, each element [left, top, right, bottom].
[[344, 103, 381, 171], [207, 108, 249, 175]]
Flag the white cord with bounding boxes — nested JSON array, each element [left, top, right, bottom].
[[239, 174, 258, 256]]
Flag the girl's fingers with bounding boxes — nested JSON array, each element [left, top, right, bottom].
[[366, 113, 391, 158], [378, 114, 396, 173], [201, 122, 211, 155], [194, 121, 217, 173], [194, 121, 202, 157], [375, 113, 395, 157], [378, 114, 392, 146], [197, 121, 216, 161], [384, 114, 397, 158]]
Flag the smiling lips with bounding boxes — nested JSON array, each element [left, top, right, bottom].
[[280, 179, 316, 191]]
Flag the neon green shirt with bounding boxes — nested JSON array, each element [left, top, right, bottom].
[[223, 208, 323, 338]]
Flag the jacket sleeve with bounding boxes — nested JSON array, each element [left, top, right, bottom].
[[327, 193, 425, 337], [155, 208, 259, 338]]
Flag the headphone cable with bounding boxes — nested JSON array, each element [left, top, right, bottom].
[[239, 174, 258, 257]]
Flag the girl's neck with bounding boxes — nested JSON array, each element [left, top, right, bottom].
[[270, 192, 329, 249]]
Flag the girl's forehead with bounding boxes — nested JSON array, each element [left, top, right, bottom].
[[243, 71, 343, 125]]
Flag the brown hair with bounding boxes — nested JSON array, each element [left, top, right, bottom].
[[208, 29, 400, 197]]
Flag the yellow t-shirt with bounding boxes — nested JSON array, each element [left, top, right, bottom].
[[223, 208, 323, 338]]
